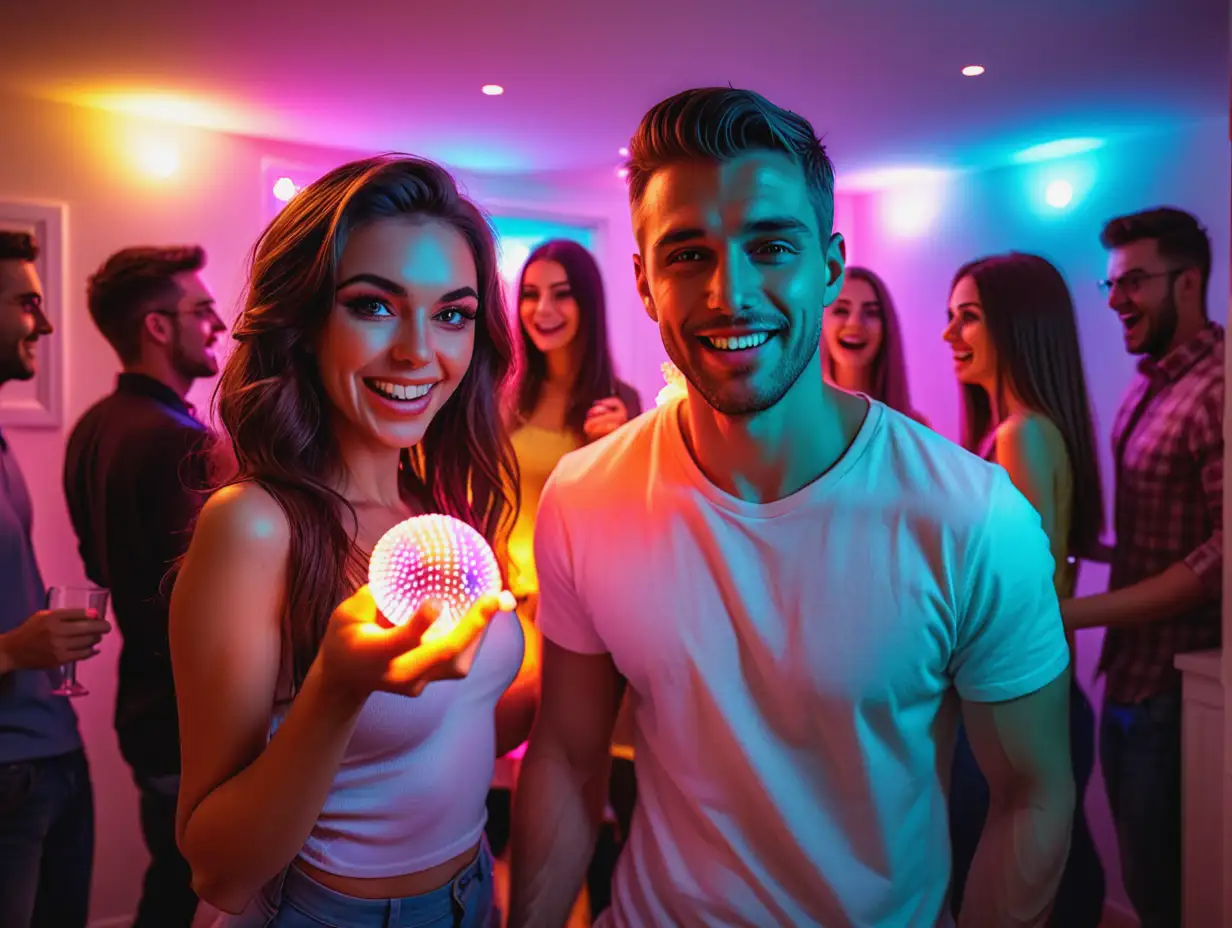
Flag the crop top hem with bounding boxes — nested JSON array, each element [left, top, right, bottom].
[[295, 816, 487, 880]]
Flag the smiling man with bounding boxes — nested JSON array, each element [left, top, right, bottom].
[[0, 230, 112, 928], [63, 245, 227, 928], [1063, 207, 1222, 928], [510, 88, 1075, 927]]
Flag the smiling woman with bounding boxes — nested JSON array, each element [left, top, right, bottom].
[[505, 239, 641, 599], [493, 238, 641, 920], [941, 251, 1106, 928], [821, 266, 926, 425], [319, 253, 482, 447], [169, 154, 537, 926]]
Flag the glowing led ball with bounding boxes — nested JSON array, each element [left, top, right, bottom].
[[369, 514, 503, 640]]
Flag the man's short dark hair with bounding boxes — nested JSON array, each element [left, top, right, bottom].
[[625, 87, 836, 239], [0, 231, 39, 263], [87, 246, 207, 363], [1100, 207, 1211, 311]]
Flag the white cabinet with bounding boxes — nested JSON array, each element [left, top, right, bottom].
[[1175, 648, 1224, 927]]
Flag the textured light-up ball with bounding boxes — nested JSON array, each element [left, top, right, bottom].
[[369, 514, 503, 640]]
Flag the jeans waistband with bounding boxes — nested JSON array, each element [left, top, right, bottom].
[[261, 843, 492, 927]]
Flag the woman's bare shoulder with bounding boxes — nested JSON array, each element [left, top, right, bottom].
[[196, 481, 292, 556], [997, 411, 1065, 451], [174, 481, 292, 647]]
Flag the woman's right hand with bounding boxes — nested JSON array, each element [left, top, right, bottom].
[[318, 586, 509, 700]]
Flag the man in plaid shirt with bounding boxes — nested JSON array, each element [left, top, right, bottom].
[[1063, 207, 1221, 928]]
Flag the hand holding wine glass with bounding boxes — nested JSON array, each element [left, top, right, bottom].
[[0, 587, 111, 695], [47, 587, 111, 696]]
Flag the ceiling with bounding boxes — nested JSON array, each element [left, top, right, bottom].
[[3, 0, 1226, 184]]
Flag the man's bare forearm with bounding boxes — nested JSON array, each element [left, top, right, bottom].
[[959, 782, 1074, 928], [509, 742, 608, 927]]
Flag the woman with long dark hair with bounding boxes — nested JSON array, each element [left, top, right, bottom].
[[504, 238, 641, 597], [491, 238, 641, 918], [822, 266, 929, 425], [941, 252, 1105, 927], [169, 155, 537, 926]]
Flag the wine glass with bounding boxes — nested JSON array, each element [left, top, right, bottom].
[[46, 585, 109, 698]]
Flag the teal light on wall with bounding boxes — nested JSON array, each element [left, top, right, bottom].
[[488, 215, 597, 283], [1011, 137, 1105, 164], [1023, 156, 1099, 216]]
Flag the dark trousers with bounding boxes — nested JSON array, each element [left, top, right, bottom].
[[1100, 690, 1182, 928], [586, 758, 638, 919], [484, 787, 513, 858], [0, 749, 94, 928], [949, 680, 1105, 927], [132, 771, 198, 928]]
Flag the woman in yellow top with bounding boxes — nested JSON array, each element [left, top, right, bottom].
[[942, 252, 1106, 927], [487, 239, 642, 918]]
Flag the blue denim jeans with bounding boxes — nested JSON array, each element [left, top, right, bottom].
[[1100, 690, 1182, 928], [0, 749, 95, 928], [230, 842, 496, 928]]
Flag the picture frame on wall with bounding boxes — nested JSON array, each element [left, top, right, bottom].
[[0, 199, 65, 430]]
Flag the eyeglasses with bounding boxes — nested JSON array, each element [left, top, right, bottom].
[[1097, 267, 1187, 296]]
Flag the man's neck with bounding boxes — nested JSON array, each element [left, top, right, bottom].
[[124, 360, 191, 400], [1159, 312, 1208, 360], [679, 356, 867, 504]]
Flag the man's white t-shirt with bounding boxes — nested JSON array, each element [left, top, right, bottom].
[[534, 397, 1070, 927]]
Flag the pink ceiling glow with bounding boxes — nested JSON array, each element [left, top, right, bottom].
[[1, 0, 1224, 181]]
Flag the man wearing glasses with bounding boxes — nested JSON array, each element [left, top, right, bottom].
[[63, 246, 227, 928], [1063, 207, 1221, 928]]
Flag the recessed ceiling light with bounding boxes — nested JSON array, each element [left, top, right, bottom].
[[272, 177, 298, 202], [618, 147, 629, 157], [481, 84, 504, 96], [961, 65, 985, 77]]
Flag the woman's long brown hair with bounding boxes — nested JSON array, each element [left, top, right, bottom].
[[216, 155, 519, 689], [822, 266, 914, 415], [952, 252, 1104, 557], [510, 239, 619, 438]]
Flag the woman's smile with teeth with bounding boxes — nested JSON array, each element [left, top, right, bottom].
[[701, 332, 772, 351], [953, 351, 973, 362], [366, 379, 434, 401]]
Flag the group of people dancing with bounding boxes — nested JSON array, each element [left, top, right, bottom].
[[168, 86, 1221, 928], [4, 81, 1215, 928]]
